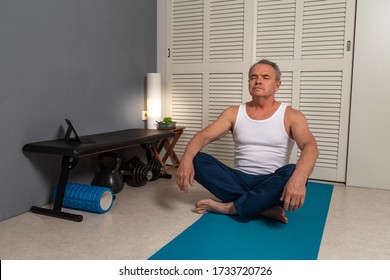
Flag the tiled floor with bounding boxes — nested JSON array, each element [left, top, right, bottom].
[[0, 175, 389, 260]]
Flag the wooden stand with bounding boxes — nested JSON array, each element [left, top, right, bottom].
[[150, 126, 185, 176]]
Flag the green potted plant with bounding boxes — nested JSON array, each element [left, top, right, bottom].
[[156, 117, 177, 130]]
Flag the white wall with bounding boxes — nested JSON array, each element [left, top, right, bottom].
[[347, 0, 390, 190]]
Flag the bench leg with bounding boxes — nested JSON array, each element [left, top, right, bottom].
[[141, 143, 172, 179], [30, 156, 83, 222]]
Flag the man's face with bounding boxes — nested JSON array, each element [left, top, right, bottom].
[[248, 63, 281, 99]]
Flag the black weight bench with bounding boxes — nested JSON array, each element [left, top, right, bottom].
[[23, 125, 175, 222]]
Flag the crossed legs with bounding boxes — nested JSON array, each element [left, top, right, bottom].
[[194, 199, 288, 223], [193, 152, 295, 223]]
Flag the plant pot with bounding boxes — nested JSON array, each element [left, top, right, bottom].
[[156, 121, 177, 130]]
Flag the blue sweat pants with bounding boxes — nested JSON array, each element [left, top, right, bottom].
[[193, 152, 296, 221]]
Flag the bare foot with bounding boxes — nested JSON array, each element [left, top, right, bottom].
[[195, 199, 287, 224], [195, 199, 237, 216], [260, 206, 288, 224]]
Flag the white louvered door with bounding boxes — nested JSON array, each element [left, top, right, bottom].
[[162, 0, 355, 182], [255, 0, 355, 181], [164, 0, 252, 166]]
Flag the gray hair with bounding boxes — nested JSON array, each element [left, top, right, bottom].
[[248, 59, 282, 81]]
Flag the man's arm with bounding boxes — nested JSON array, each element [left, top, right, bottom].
[[281, 107, 319, 211], [176, 106, 238, 192]]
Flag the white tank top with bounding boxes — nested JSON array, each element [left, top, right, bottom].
[[233, 103, 295, 175]]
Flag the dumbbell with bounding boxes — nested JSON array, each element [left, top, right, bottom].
[[147, 158, 164, 181], [121, 157, 152, 187]]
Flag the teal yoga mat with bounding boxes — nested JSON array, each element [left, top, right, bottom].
[[149, 182, 333, 260]]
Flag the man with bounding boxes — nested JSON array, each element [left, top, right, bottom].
[[176, 59, 319, 223]]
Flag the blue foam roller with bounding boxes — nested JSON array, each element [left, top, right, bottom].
[[52, 182, 114, 213]]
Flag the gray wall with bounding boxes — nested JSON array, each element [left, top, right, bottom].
[[0, 0, 157, 221]]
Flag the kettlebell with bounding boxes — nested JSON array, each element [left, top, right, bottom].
[[93, 152, 124, 194]]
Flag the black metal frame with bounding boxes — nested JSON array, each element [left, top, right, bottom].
[[30, 156, 83, 222]]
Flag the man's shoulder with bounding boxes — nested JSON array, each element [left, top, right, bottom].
[[224, 104, 241, 115], [285, 105, 305, 119], [221, 105, 240, 122], [284, 105, 306, 125]]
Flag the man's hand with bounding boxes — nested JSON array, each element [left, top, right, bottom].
[[280, 173, 307, 211], [175, 158, 195, 192]]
